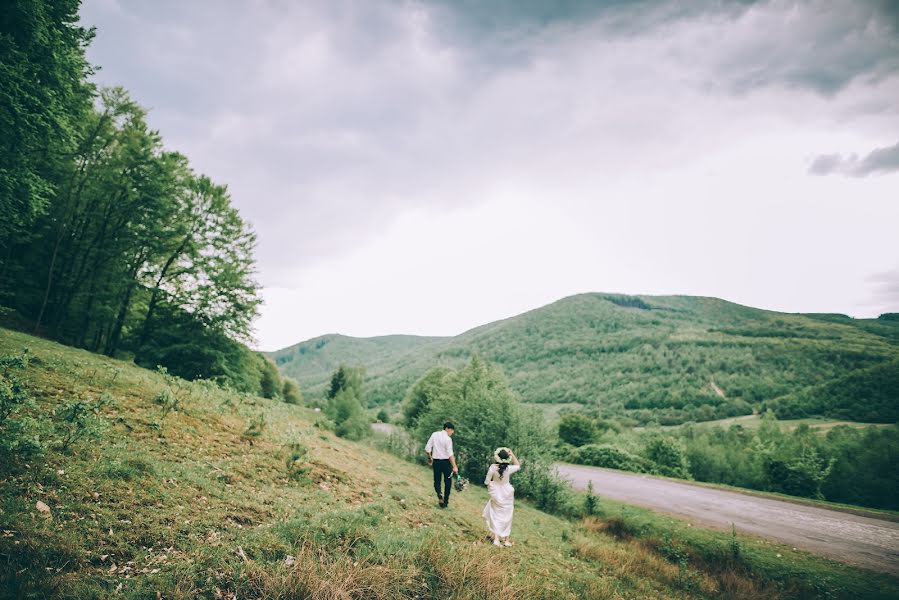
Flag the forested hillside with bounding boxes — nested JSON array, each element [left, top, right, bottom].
[[0, 1, 288, 398], [272, 294, 899, 425]]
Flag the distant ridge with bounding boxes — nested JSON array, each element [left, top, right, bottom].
[[269, 293, 899, 425]]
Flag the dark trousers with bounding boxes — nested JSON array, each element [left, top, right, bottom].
[[432, 459, 453, 505]]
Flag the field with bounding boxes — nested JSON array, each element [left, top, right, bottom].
[[4, 327, 899, 599]]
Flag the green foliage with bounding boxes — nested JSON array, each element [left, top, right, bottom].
[[583, 480, 599, 516], [242, 413, 267, 444], [0, 351, 44, 462], [643, 435, 691, 479], [575, 444, 653, 473], [258, 355, 282, 399], [328, 364, 365, 401], [1, 13, 263, 399], [411, 356, 520, 480], [376, 409, 390, 423], [764, 359, 899, 422], [326, 390, 370, 440], [284, 441, 310, 480], [282, 378, 303, 404], [0, 351, 31, 426], [273, 294, 899, 425], [324, 365, 370, 440], [409, 356, 571, 510], [571, 415, 899, 510], [53, 397, 108, 452], [0, 0, 94, 256], [763, 445, 834, 499], [558, 413, 596, 447], [401, 366, 453, 428]]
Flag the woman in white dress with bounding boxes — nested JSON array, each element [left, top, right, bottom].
[[483, 447, 521, 547]]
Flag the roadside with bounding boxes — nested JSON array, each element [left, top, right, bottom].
[[557, 463, 899, 576]]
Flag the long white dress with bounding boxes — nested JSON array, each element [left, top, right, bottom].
[[483, 463, 521, 538]]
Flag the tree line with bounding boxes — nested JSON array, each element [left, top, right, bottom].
[[1, 1, 296, 398], [557, 412, 899, 510]]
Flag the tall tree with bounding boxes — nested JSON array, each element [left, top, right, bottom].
[[0, 0, 94, 290]]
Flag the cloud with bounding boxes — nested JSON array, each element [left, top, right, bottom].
[[808, 140, 899, 177], [866, 268, 899, 315], [80, 0, 899, 282]]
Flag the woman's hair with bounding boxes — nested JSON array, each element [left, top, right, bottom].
[[497, 449, 510, 477]]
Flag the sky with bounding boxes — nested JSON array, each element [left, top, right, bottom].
[[79, 0, 899, 351]]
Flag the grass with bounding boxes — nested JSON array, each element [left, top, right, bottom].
[[637, 414, 896, 433], [2, 327, 899, 599]]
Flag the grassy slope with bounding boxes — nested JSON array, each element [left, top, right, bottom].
[[4, 329, 899, 599], [270, 293, 899, 422]]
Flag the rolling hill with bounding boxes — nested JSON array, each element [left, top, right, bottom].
[[270, 293, 899, 425]]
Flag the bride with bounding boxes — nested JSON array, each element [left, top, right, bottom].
[[483, 447, 521, 547]]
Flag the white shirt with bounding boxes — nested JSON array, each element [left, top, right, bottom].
[[425, 430, 454, 459]]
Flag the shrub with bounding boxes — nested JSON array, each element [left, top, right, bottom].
[[643, 435, 691, 479], [326, 389, 370, 440], [282, 378, 303, 404], [558, 413, 596, 447], [575, 444, 653, 473], [284, 441, 310, 480], [54, 398, 107, 452], [242, 413, 267, 443], [584, 481, 599, 516], [325, 366, 370, 440]]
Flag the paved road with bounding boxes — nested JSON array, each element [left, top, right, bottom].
[[556, 463, 899, 576]]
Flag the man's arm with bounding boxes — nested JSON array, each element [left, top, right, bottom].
[[424, 434, 434, 465]]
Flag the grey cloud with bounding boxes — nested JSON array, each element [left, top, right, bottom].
[[80, 0, 899, 284], [808, 141, 899, 177], [432, 0, 899, 96]]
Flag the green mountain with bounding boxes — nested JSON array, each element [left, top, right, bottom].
[[270, 293, 899, 425]]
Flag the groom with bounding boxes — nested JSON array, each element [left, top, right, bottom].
[[425, 421, 459, 508]]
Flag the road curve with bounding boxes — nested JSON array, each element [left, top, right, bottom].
[[556, 463, 899, 576]]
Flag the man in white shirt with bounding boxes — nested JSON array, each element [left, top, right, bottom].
[[425, 421, 459, 508]]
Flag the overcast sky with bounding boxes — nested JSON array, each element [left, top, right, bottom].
[[80, 0, 899, 350]]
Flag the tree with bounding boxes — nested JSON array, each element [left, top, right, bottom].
[[282, 378, 303, 404], [325, 365, 369, 440], [558, 413, 596, 447], [643, 435, 691, 479], [258, 356, 282, 399], [0, 0, 94, 284], [402, 366, 453, 428], [410, 357, 519, 478], [328, 365, 364, 401]]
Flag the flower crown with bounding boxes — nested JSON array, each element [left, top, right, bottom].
[[494, 447, 512, 464]]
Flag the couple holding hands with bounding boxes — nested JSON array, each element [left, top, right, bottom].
[[425, 422, 522, 548]]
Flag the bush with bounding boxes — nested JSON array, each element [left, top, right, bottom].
[[763, 446, 833, 498], [324, 365, 370, 440], [643, 435, 691, 479], [558, 413, 596, 447], [54, 397, 108, 452], [282, 378, 303, 404], [326, 390, 370, 441], [575, 444, 653, 473]]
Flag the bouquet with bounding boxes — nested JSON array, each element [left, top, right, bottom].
[[453, 473, 468, 492]]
